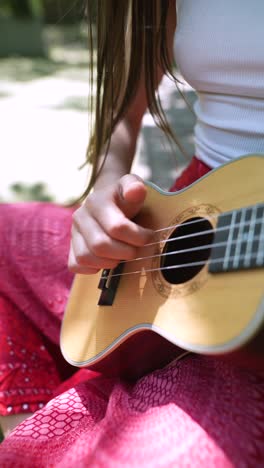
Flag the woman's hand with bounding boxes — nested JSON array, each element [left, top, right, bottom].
[[68, 174, 153, 274]]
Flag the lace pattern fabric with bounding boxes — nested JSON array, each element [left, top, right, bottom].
[[1, 356, 264, 467]]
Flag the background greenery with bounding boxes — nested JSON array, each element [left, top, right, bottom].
[[0, 0, 92, 202], [0, 0, 195, 203], [0, 0, 86, 22]]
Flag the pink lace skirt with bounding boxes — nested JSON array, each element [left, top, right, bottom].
[[0, 157, 264, 467]]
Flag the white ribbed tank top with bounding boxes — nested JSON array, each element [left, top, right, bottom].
[[174, 0, 264, 168]]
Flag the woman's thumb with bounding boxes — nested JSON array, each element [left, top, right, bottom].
[[117, 174, 147, 217]]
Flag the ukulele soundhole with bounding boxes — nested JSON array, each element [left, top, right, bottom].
[[161, 217, 214, 284]]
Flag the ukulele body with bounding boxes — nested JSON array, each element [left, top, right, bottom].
[[61, 155, 264, 379]]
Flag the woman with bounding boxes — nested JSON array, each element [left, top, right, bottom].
[[0, 0, 264, 466]]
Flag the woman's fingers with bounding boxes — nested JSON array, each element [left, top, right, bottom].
[[69, 215, 138, 272], [68, 245, 101, 274], [84, 179, 152, 247], [90, 202, 152, 247], [118, 174, 147, 209], [70, 228, 119, 268], [69, 174, 154, 274]]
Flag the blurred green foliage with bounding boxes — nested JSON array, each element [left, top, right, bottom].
[[0, 0, 93, 23], [9, 182, 54, 202], [0, 0, 43, 18]]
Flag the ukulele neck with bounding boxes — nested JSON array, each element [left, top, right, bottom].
[[209, 203, 264, 273]]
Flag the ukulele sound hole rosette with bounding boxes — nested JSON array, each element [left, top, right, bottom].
[[151, 204, 219, 298], [161, 217, 214, 284]]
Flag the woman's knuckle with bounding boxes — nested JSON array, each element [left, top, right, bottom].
[[104, 259, 118, 269], [68, 261, 78, 273], [72, 208, 81, 225], [75, 252, 86, 265], [137, 234, 148, 247], [84, 195, 93, 211], [108, 219, 127, 238], [90, 237, 107, 256], [125, 247, 137, 260]]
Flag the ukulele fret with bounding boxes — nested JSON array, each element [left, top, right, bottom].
[[243, 205, 257, 268], [256, 216, 264, 266], [223, 210, 237, 270], [209, 203, 264, 273], [232, 207, 246, 268]]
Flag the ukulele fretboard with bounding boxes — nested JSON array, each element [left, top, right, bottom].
[[209, 203, 264, 273]]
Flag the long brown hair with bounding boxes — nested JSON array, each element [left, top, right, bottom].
[[81, 0, 178, 200]]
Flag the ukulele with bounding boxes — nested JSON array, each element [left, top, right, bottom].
[[60, 155, 264, 379]]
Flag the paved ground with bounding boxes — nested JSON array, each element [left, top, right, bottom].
[[136, 76, 196, 190], [0, 33, 196, 203]]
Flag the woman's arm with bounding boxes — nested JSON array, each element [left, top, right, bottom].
[[68, 1, 176, 274]]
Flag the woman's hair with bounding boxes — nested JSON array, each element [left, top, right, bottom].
[[81, 0, 178, 200]]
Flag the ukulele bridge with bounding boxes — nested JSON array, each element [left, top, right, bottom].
[[97, 263, 124, 306]]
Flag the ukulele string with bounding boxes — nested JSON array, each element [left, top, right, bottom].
[[119, 234, 264, 265], [152, 212, 220, 234], [151, 202, 264, 235], [101, 252, 263, 279], [144, 217, 263, 248]]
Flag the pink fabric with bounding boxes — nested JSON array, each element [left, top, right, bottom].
[[0, 158, 264, 467], [1, 358, 264, 467], [169, 156, 212, 192], [0, 203, 76, 415]]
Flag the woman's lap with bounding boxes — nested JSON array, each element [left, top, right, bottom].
[[0, 159, 264, 465], [0, 202, 75, 415], [0, 202, 74, 342], [1, 355, 264, 467]]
